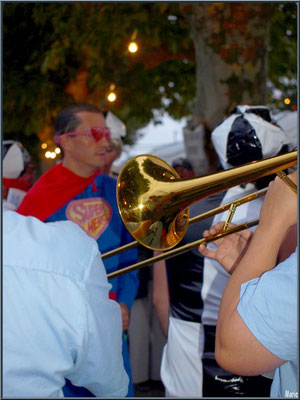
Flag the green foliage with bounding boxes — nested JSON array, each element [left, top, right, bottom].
[[268, 2, 297, 110], [3, 2, 297, 160], [3, 2, 195, 148]]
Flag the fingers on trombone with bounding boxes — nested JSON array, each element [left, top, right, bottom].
[[199, 221, 238, 255], [198, 243, 217, 259], [203, 221, 236, 238], [199, 222, 226, 255], [202, 221, 226, 238]]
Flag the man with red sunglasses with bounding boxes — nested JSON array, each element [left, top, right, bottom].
[[17, 103, 139, 397]]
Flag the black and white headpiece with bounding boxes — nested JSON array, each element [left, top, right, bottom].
[[211, 105, 291, 170]]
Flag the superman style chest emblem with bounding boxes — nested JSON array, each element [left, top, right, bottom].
[[66, 197, 112, 239]]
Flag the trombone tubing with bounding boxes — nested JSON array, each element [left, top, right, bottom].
[[107, 219, 259, 280], [101, 188, 267, 260]]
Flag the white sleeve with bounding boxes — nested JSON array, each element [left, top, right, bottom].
[[65, 243, 129, 397]]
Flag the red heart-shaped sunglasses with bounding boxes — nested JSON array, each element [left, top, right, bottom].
[[54, 127, 111, 145]]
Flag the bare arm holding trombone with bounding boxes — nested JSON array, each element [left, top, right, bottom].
[[199, 171, 297, 386], [199, 171, 297, 272]]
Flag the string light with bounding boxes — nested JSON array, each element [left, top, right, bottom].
[[107, 92, 117, 102], [45, 149, 60, 159], [128, 42, 138, 53], [41, 143, 47, 149], [101, 31, 139, 108], [284, 97, 291, 105], [107, 83, 117, 102], [128, 28, 139, 53]]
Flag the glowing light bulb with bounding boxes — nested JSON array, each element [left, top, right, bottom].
[[107, 92, 117, 102], [55, 147, 61, 154], [45, 151, 51, 158], [50, 152, 56, 159], [128, 42, 138, 53], [284, 98, 291, 105], [41, 143, 47, 149]]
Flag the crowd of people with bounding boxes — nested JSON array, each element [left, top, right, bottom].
[[3, 102, 298, 398]]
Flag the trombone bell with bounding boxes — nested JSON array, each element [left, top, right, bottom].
[[116, 152, 297, 251], [117, 155, 190, 251]]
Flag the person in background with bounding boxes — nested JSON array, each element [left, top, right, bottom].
[[3, 140, 36, 210], [199, 170, 297, 398], [103, 139, 123, 177], [172, 157, 195, 178], [200, 105, 296, 397], [154, 190, 225, 397], [103, 111, 166, 395], [128, 252, 167, 395], [153, 155, 224, 397], [3, 210, 129, 398], [153, 105, 295, 397], [17, 103, 139, 397]]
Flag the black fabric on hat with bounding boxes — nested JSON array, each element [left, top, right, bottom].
[[244, 107, 272, 123], [2, 141, 13, 160], [226, 115, 263, 166], [230, 106, 273, 123]]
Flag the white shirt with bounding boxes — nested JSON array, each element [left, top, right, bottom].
[[3, 187, 27, 210], [201, 183, 263, 325], [3, 211, 129, 398]]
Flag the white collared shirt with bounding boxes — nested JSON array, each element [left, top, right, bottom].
[[3, 211, 129, 398]]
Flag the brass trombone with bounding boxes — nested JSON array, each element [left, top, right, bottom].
[[102, 187, 268, 260], [108, 219, 260, 279], [107, 151, 297, 280]]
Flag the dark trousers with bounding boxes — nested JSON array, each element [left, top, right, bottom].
[[202, 325, 272, 397]]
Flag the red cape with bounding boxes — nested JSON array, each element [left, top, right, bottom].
[[3, 177, 29, 194], [17, 163, 99, 221]]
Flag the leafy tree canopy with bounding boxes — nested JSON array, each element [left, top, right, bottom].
[[3, 2, 297, 160]]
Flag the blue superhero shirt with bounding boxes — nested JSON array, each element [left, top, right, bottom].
[[46, 172, 139, 309]]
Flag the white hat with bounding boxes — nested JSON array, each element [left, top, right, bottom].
[[211, 105, 292, 170], [273, 110, 298, 152], [105, 111, 126, 140], [3, 140, 31, 178]]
